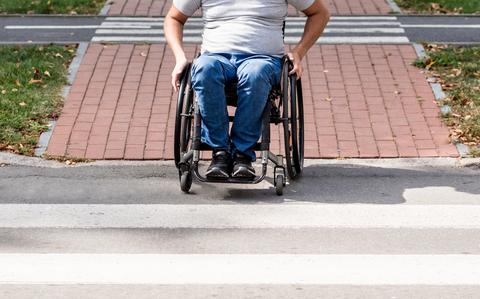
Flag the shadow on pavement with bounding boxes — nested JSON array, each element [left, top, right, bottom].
[[0, 163, 479, 204]]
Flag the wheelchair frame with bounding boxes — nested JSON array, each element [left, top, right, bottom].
[[174, 56, 304, 195]]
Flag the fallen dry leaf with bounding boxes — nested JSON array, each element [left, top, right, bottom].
[[431, 3, 440, 10], [28, 79, 43, 84], [451, 68, 462, 77], [426, 60, 436, 69]]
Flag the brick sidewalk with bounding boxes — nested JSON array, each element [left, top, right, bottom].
[[107, 0, 392, 16], [46, 43, 459, 160]]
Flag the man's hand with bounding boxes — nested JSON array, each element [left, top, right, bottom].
[[290, 0, 330, 79], [287, 51, 303, 78], [172, 57, 188, 91]]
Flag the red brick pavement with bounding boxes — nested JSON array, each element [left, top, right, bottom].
[[46, 43, 459, 160], [107, 0, 392, 16]]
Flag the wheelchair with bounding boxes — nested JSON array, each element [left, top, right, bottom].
[[174, 55, 304, 195]]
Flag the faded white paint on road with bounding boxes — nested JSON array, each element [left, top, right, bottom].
[[1, 204, 479, 229]]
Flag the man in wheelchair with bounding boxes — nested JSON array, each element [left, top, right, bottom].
[[165, 0, 330, 179]]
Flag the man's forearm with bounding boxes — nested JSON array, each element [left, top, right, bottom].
[[294, 2, 331, 59], [164, 16, 187, 61]]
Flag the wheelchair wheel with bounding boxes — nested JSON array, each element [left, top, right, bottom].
[[174, 63, 193, 168], [275, 175, 284, 196], [281, 58, 304, 180], [180, 171, 193, 193], [293, 79, 304, 175]]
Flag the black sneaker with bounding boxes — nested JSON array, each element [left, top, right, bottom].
[[206, 150, 230, 179], [232, 153, 255, 179]]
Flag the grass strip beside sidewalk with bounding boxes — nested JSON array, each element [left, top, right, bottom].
[[0, 0, 105, 14], [0, 45, 76, 155], [396, 0, 480, 14], [415, 45, 480, 154]]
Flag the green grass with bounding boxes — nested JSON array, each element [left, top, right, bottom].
[[396, 0, 480, 14], [0, 0, 105, 14], [0, 45, 76, 155], [414, 45, 480, 148]]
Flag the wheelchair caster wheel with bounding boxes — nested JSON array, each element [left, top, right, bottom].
[[180, 171, 193, 193], [275, 174, 284, 196]]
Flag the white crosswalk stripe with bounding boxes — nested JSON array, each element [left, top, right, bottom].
[[92, 16, 410, 44], [1, 204, 480, 229], [2, 254, 480, 285]]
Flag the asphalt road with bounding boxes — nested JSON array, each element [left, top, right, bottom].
[[1, 159, 480, 298], [1, 160, 480, 204]]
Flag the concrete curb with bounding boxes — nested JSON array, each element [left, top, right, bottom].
[[34, 42, 90, 157], [411, 42, 470, 158], [99, 1, 112, 16], [385, 0, 402, 14]]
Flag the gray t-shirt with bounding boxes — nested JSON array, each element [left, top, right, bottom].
[[173, 0, 315, 55]]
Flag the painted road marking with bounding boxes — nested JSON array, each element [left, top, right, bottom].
[[7, 24, 479, 30], [5, 25, 151, 29], [3, 16, 410, 44], [92, 16, 409, 44], [1, 254, 479, 285], [283, 36, 409, 44], [105, 16, 400, 21], [1, 204, 479, 229], [3, 16, 413, 44], [5, 25, 103, 29], [94, 28, 406, 35], [99, 21, 403, 26], [401, 24, 480, 28]]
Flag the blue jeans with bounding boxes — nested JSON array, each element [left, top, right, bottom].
[[191, 52, 282, 161]]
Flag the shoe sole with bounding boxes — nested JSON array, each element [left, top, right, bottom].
[[232, 166, 255, 179], [206, 168, 230, 180]]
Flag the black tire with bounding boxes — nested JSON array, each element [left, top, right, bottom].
[[292, 79, 304, 176], [174, 63, 193, 168], [180, 171, 193, 193], [275, 175, 284, 196], [281, 58, 302, 180]]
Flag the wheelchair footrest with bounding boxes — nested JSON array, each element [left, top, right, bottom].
[[202, 177, 259, 184], [195, 142, 269, 151], [192, 161, 267, 184]]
